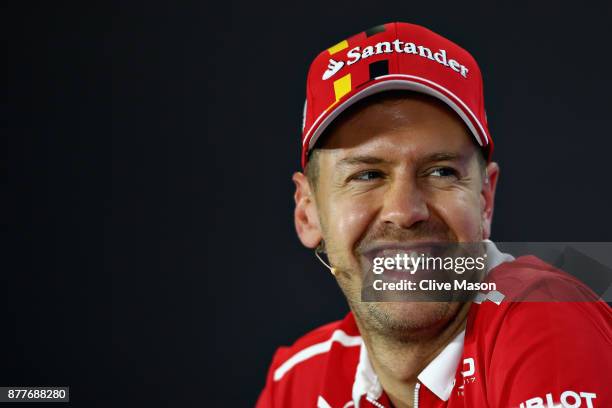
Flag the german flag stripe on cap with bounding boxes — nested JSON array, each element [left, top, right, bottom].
[[369, 60, 389, 80], [365, 24, 386, 37]]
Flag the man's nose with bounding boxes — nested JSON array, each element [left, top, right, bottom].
[[380, 177, 430, 229]]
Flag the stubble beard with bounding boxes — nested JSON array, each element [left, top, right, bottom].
[[326, 222, 469, 343], [329, 249, 461, 343]]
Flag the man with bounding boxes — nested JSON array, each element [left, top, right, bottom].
[[257, 22, 611, 408]]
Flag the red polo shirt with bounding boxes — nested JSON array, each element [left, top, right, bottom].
[[257, 251, 611, 407]]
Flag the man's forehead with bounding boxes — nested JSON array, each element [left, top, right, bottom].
[[316, 93, 475, 152], [318, 120, 477, 168]]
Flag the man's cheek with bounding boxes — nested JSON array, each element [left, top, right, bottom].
[[329, 200, 374, 249], [434, 195, 482, 240]]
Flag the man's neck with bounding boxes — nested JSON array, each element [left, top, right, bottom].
[[353, 302, 471, 408]]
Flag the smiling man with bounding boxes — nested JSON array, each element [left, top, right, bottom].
[[256, 23, 611, 408]]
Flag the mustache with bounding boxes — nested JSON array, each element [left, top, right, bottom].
[[355, 221, 456, 254]]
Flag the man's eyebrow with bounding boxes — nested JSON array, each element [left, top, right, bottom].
[[421, 152, 465, 163], [336, 152, 466, 168], [336, 156, 391, 167]]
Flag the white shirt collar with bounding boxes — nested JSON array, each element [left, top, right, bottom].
[[352, 330, 465, 405], [352, 339, 383, 407], [484, 239, 515, 271], [416, 330, 465, 400], [352, 240, 513, 405]]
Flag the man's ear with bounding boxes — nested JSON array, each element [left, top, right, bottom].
[[293, 172, 323, 248], [481, 162, 500, 240]]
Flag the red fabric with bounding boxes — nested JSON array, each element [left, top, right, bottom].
[[256, 256, 611, 407], [302, 22, 493, 168]]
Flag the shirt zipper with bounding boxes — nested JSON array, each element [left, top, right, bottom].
[[413, 382, 421, 408], [365, 396, 386, 408], [365, 381, 421, 408]]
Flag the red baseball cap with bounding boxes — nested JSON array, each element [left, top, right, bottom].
[[301, 22, 493, 168]]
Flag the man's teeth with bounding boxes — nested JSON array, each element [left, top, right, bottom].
[[379, 249, 421, 258], [375, 250, 425, 271]]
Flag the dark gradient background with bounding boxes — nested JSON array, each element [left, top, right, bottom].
[[4, 1, 612, 407]]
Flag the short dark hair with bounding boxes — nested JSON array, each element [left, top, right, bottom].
[[304, 148, 321, 188]]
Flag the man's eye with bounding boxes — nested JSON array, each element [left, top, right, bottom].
[[429, 167, 458, 178], [351, 170, 383, 181]]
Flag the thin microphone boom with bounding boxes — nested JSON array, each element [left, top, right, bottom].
[[315, 244, 337, 276]]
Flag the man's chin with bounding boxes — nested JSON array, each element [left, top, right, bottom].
[[358, 301, 459, 341]]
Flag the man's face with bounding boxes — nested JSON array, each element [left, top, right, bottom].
[[293, 93, 498, 340]]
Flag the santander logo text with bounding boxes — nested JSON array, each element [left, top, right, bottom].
[[322, 38, 469, 81]]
